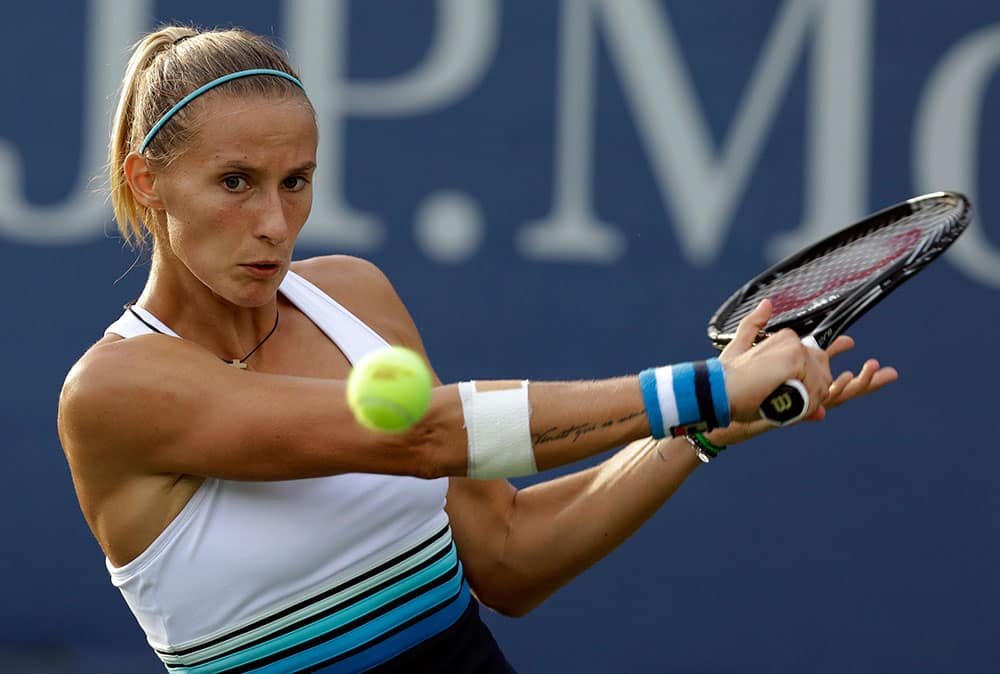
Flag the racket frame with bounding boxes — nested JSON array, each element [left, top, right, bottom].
[[707, 191, 971, 350], [705, 190, 970, 425]]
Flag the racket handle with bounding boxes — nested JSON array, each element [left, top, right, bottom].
[[759, 336, 820, 426]]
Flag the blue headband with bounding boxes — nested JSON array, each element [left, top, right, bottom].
[[139, 68, 306, 153]]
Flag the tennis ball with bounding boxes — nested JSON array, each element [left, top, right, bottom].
[[346, 346, 433, 432]]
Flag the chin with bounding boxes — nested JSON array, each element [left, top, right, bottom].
[[215, 283, 280, 309], [221, 268, 287, 306]]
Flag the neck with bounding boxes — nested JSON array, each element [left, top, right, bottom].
[[138, 249, 285, 363]]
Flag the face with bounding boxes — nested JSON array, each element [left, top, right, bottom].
[[150, 93, 318, 307]]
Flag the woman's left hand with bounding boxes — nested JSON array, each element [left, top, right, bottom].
[[709, 334, 899, 446]]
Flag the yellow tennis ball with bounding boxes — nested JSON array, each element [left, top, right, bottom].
[[346, 346, 433, 432]]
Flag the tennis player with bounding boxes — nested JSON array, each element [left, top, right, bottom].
[[57, 25, 897, 673]]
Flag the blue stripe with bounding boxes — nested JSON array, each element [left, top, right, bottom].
[[706, 358, 730, 427], [157, 525, 453, 662], [292, 582, 471, 673], [251, 569, 469, 673], [638, 369, 664, 439], [181, 546, 461, 673], [671, 362, 700, 426]]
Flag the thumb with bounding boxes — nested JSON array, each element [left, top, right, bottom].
[[721, 299, 772, 359]]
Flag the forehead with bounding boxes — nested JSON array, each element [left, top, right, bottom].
[[180, 93, 317, 165]]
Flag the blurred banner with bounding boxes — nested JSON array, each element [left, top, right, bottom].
[[2, 1, 997, 672]]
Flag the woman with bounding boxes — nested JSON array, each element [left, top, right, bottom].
[[57, 25, 895, 673]]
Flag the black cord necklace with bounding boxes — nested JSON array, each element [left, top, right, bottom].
[[126, 304, 280, 370]]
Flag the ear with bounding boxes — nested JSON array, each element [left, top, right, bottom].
[[123, 152, 165, 210]]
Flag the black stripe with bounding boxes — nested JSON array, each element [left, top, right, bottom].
[[166, 542, 457, 669], [692, 360, 718, 429], [157, 524, 451, 658], [219, 562, 464, 673], [126, 305, 165, 334]]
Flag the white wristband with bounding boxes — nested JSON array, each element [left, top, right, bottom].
[[459, 380, 537, 479]]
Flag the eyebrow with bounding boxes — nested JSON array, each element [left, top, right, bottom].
[[218, 160, 317, 174]]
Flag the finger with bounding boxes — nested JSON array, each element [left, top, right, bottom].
[[807, 343, 834, 395], [798, 360, 832, 419], [865, 366, 899, 391], [835, 367, 873, 402], [805, 404, 827, 422], [857, 359, 879, 387], [825, 335, 855, 359], [836, 364, 899, 403], [723, 299, 772, 357], [827, 370, 854, 400]]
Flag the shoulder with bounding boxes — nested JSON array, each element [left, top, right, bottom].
[[290, 255, 416, 344], [292, 254, 391, 287], [62, 328, 220, 404], [58, 339, 141, 470], [61, 336, 158, 421], [58, 332, 223, 468], [292, 255, 399, 305]]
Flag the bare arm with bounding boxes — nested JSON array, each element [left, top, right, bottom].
[[447, 435, 698, 616], [59, 260, 835, 485], [447, 306, 898, 617], [58, 336, 658, 481]]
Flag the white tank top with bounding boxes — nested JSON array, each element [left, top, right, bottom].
[[103, 270, 469, 673]]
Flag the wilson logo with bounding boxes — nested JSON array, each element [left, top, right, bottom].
[[770, 393, 795, 414]]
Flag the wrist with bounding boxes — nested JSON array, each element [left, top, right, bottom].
[[639, 358, 730, 439]]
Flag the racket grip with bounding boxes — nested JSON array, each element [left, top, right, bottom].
[[759, 336, 820, 426]]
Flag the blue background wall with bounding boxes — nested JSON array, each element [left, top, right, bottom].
[[2, 1, 998, 672]]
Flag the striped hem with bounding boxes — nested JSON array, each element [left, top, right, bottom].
[[154, 524, 470, 673]]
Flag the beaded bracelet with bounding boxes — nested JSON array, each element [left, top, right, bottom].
[[685, 432, 727, 463]]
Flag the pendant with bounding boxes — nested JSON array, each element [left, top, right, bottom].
[[229, 359, 248, 370]]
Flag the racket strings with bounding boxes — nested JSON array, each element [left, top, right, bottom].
[[715, 202, 966, 335]]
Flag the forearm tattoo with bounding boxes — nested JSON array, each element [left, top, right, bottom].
[[532, 410, 645, 445]]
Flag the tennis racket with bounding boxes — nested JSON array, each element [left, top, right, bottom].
[[708, 191, 971, 425]]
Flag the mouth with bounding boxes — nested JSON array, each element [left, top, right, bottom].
[[241, 261, 283, 278]]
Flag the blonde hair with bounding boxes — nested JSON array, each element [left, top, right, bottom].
[[109, 26, 310, 248]]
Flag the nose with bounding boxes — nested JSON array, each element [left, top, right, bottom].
[[253, 188, 290, 244]]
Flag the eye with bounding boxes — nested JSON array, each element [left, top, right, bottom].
[[222, 175, 250, 192], [282, 176, 309, 191]]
